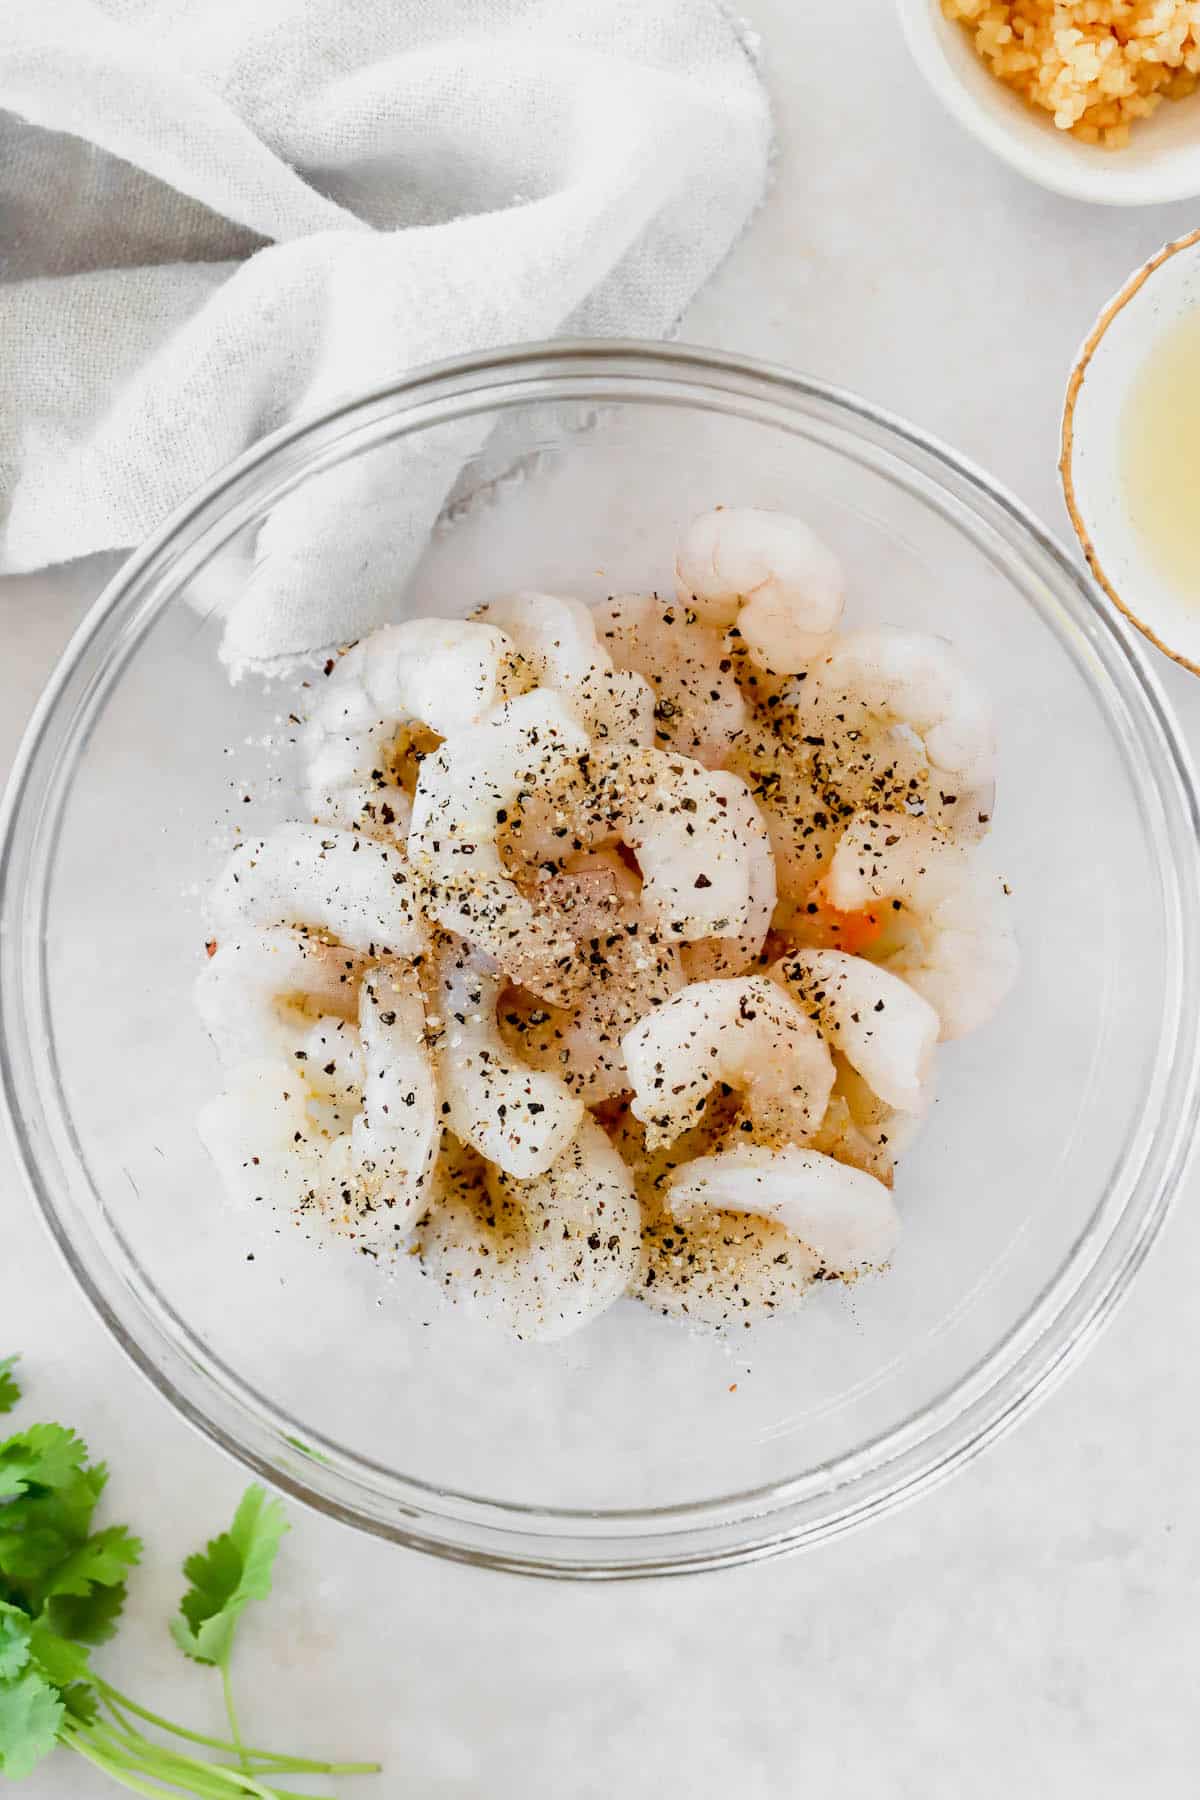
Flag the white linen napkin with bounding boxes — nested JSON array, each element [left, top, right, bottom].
[[0, 0, 770, 668]]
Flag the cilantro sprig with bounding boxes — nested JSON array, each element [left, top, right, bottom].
[[171, 1484, 290, 1770], [0, 1358, 379, 1795]]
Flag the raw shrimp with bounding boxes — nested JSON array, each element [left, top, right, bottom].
[[415, 1117, 639, 1341], [667, 1144, 900, 1276], [473, 592, 653, 747], [499, 856, 683, 1106], [492, 743, 763, 944], [196, 956, 437, 1250], [617, 1108, 820, 1327], [726, 723, 841, 907], [805, 633, 993, 802], [591, 593, 746, 767], [433, 936, 583, 1180], [198, 1057, 346, 1225], [408, 689, 591, 1004], [355, 961, 440, 1211], [209, 822, 426, 956], [728, 629, 995, 915], [681, 774, 776, 979], [589, 746, 759, 942], [771, 947, 938, 1112], [675, 507, 845, 674], [809, 1056, 932, 1186], [196, 926, 367, 1065], [196, 523, 1018, 1337], [622, 975, 835, 1151], [823, 813, 1018, 1041], [306, 618, 520, 832], [491, 748, 599, 879], [296, 1014, 365, 1105]]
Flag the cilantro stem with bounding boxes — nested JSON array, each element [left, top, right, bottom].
[[75, 1723, 252, 1796], [95, 1711, 253, 1787], [62, 1725, 233, 1799], [67, 1719, 336, 1800], [80, 1719, 276, 1795], [96, 1681, 248, 1756], [244, 1759, 381, 1777], [94, 1680, 378, 1773], [95, 1680, 243, 1753], [101, 1684, 239, 1756], [220, 1663, 247, 1773]]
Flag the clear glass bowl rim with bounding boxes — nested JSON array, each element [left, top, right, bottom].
[[4, 339, 1200, 1579]]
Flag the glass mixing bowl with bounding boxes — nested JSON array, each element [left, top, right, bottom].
[[3, 343, 1199, 1577]]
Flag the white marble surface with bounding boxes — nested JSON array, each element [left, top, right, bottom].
[[6, 2, 1200, 1793]]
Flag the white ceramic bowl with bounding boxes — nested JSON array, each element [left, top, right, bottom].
[[1061, 229, 1200, 669], [896, 0, 1200, 205]]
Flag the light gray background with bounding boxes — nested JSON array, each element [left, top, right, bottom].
[[6, 3, 1200, 1794]]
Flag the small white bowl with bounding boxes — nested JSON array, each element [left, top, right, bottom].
[[1061, 230, 1200, 670], [895, 0, 1200, 205]]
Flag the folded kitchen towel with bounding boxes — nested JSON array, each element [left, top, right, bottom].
[[0, 0, 770, 669]]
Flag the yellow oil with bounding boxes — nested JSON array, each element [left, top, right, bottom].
[[1120, 305, 1200, 604]]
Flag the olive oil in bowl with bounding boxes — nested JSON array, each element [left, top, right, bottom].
[[1121, 304, 1200, 607]]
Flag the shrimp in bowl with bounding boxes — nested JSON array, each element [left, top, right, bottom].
[[195, 513, 1016, 1338]]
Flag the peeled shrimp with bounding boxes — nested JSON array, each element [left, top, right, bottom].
[[803, 630, 996, 800], [498, 742, 765, 943], [725, 714, 850, 907], [408, 690, 590, 1003], [681, 774, 776, 979], [196, 955, 437, 1249], [589, 747, 759, 942], [198, 1056, 347, 1227], [209, 822, 425, 956], [824, 813, 1018, 1041], [415, 1117, 639, 1341], [810, 1056, 932, 1187], [499, 856, 683, 1106], [771, 948, 938, 1113], [727, 628, 994, 918], [622, 975, 835, 1151], [197, 528, 1017, 1336], [636, 1172, 820, 1328], [355, 961, 440, 1212], [473, 592, 653, 747], [483, 740, 765, 945], [196, 926, 367, 1065], [432, 936, 583, 1180], [306, 618, 519, 832], [667, 1144, 899, 1275], [591, 593, 746, 767], [675, 507, 845, 674], [611, 1104, 818, 1326]]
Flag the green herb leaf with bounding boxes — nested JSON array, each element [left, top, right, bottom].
[[0, 1670, 63, 1779], [44, 1525, 142, 1600], [0, 1605, 31, 1682], [0, 1426, 88, 1501], [0, 1361, 19, 1418], [0, 1524, 75, 1589], [0, 1458, 114, 1614], [1, 1461, 107, 1541], [42, 1580, 129, 1647], [171, 1486, 288, 1669], [59, 1682, 97, 1726], [27, 1622, 91, 1691]]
